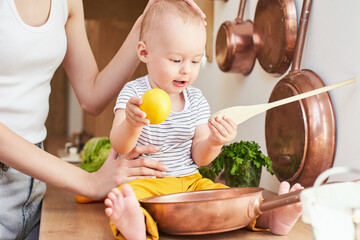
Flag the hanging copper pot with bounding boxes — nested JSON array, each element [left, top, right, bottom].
[[215, 0, 256, 75], [253, 0, 297, 76], [265, 0, 336, 187]]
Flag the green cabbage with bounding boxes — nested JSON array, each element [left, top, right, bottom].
[[79, 137, 112, 172]]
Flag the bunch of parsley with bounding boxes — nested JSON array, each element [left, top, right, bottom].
[[199, 141, 274, 187]]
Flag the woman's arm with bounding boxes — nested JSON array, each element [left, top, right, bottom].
[[0, 123, 166, 199], [62, 0, 142, 115], [62, 0, 205, 116]]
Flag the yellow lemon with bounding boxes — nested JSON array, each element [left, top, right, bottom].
[[139, 88, 171, 124]]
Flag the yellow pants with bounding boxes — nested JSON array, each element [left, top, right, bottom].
[[110, 173, 262, 240]]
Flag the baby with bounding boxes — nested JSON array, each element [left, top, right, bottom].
[[105, 1, 302, 239]]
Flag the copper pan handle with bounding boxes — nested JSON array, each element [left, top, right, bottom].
[[259, 189, 302, 212], [291, 0, 312, 72], [259, 167, 360, 213], [235, 0, 246, 23]]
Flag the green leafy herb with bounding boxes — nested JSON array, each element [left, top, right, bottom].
[[198, 166, 216, 181], [199, 141, 274, 187]]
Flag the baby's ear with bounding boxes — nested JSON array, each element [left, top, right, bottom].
[[137, 41, 149, 63]]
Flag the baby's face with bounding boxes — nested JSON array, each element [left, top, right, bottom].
[[145, 17, 206, 96]]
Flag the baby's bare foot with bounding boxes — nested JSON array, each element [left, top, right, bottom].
[[267, 182, 303, 235], [104, 184, 146, 240]]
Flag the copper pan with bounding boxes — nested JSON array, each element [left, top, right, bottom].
[[253, 0, 297, 76], [215, 0, 256, 75], [140, 187, 301, 235], [265, 0, 336, 187]]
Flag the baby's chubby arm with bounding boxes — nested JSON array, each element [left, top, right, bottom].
[[110, 96, 150, 155], [192, 116, 237, 166]]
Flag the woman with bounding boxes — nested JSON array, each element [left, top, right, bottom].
[[0, 0, 204, 239]]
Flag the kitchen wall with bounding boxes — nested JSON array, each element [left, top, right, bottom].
[[194, 0, 360, 192]]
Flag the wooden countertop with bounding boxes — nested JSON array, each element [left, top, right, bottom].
[[40, 184, 313, 240]]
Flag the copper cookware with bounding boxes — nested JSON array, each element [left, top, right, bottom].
[[215, 0, 256, 75], [265, 0, 336, 187], [253, 0, 297, 76], [140, 187, 301, 235]]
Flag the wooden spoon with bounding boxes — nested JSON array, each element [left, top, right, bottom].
[[210, 78, 355, 125]]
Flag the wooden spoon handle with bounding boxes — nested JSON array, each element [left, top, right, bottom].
[[210, 78, 355, 125], [267, 78, 355, 110]]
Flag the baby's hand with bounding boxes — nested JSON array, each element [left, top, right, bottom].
[[125, 96, 150, 127], [208, 116, 237, 146]]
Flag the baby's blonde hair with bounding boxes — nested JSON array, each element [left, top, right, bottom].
[[140, 0, 204, 41]]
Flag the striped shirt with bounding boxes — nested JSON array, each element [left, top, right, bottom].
[[114, 76, 210, 177]]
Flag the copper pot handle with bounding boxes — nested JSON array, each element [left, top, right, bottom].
[[235, 0, 246, 23], [291, 0, 312, 72], [259, 167, 360, 213], [259, 189, 302, 212]]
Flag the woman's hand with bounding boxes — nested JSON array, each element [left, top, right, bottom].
[[144, 0, 206, 19], [88, 145, 167, 199]]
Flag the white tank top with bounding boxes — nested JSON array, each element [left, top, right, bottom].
[[0, 0, 68, 143]]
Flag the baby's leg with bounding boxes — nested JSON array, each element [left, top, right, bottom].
[[104, 184, 146, 240], [257, 181, 303, 235]]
